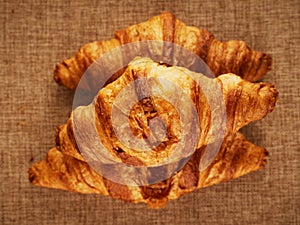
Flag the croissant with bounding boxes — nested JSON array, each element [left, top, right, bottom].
[[54, 12, 272, 90], [29, 132, 267, 209], [29, 57, 278, 208]]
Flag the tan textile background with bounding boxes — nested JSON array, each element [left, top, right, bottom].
[[1, 0, 299, 224]]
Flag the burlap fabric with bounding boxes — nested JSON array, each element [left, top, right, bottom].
[[1, 0, 299, 224]]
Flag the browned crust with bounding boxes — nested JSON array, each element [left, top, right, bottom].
[[206, 40, 272, 82], [198, 132, 269, 188], [219, 76, 278, 132], [161, 11, 176, 43], [53, 39, 121, 90]]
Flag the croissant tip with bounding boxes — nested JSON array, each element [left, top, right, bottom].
[[53, 62, 77, 90], [257, 82, 278, 115], [146, 197, 169, 209], [55, 126, 62, 147], [160, 11, 175, 17], [266, 54, 272, 69], [268, 85, 279, 112], [28, 167, 37, 184], [259, 148, 269, 169], [53, 65, 63, 85]]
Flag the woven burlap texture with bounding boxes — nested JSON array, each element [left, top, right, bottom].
[[1, 0, 299, 224]]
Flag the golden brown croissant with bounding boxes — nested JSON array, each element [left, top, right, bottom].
[[29, 57, 277, 208], [55, 57, 277, 161], [29, 133, 268, 209], [54, 12, 271, 90]]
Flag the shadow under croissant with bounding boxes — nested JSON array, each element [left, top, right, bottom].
[[28, 132, 268, 209]]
